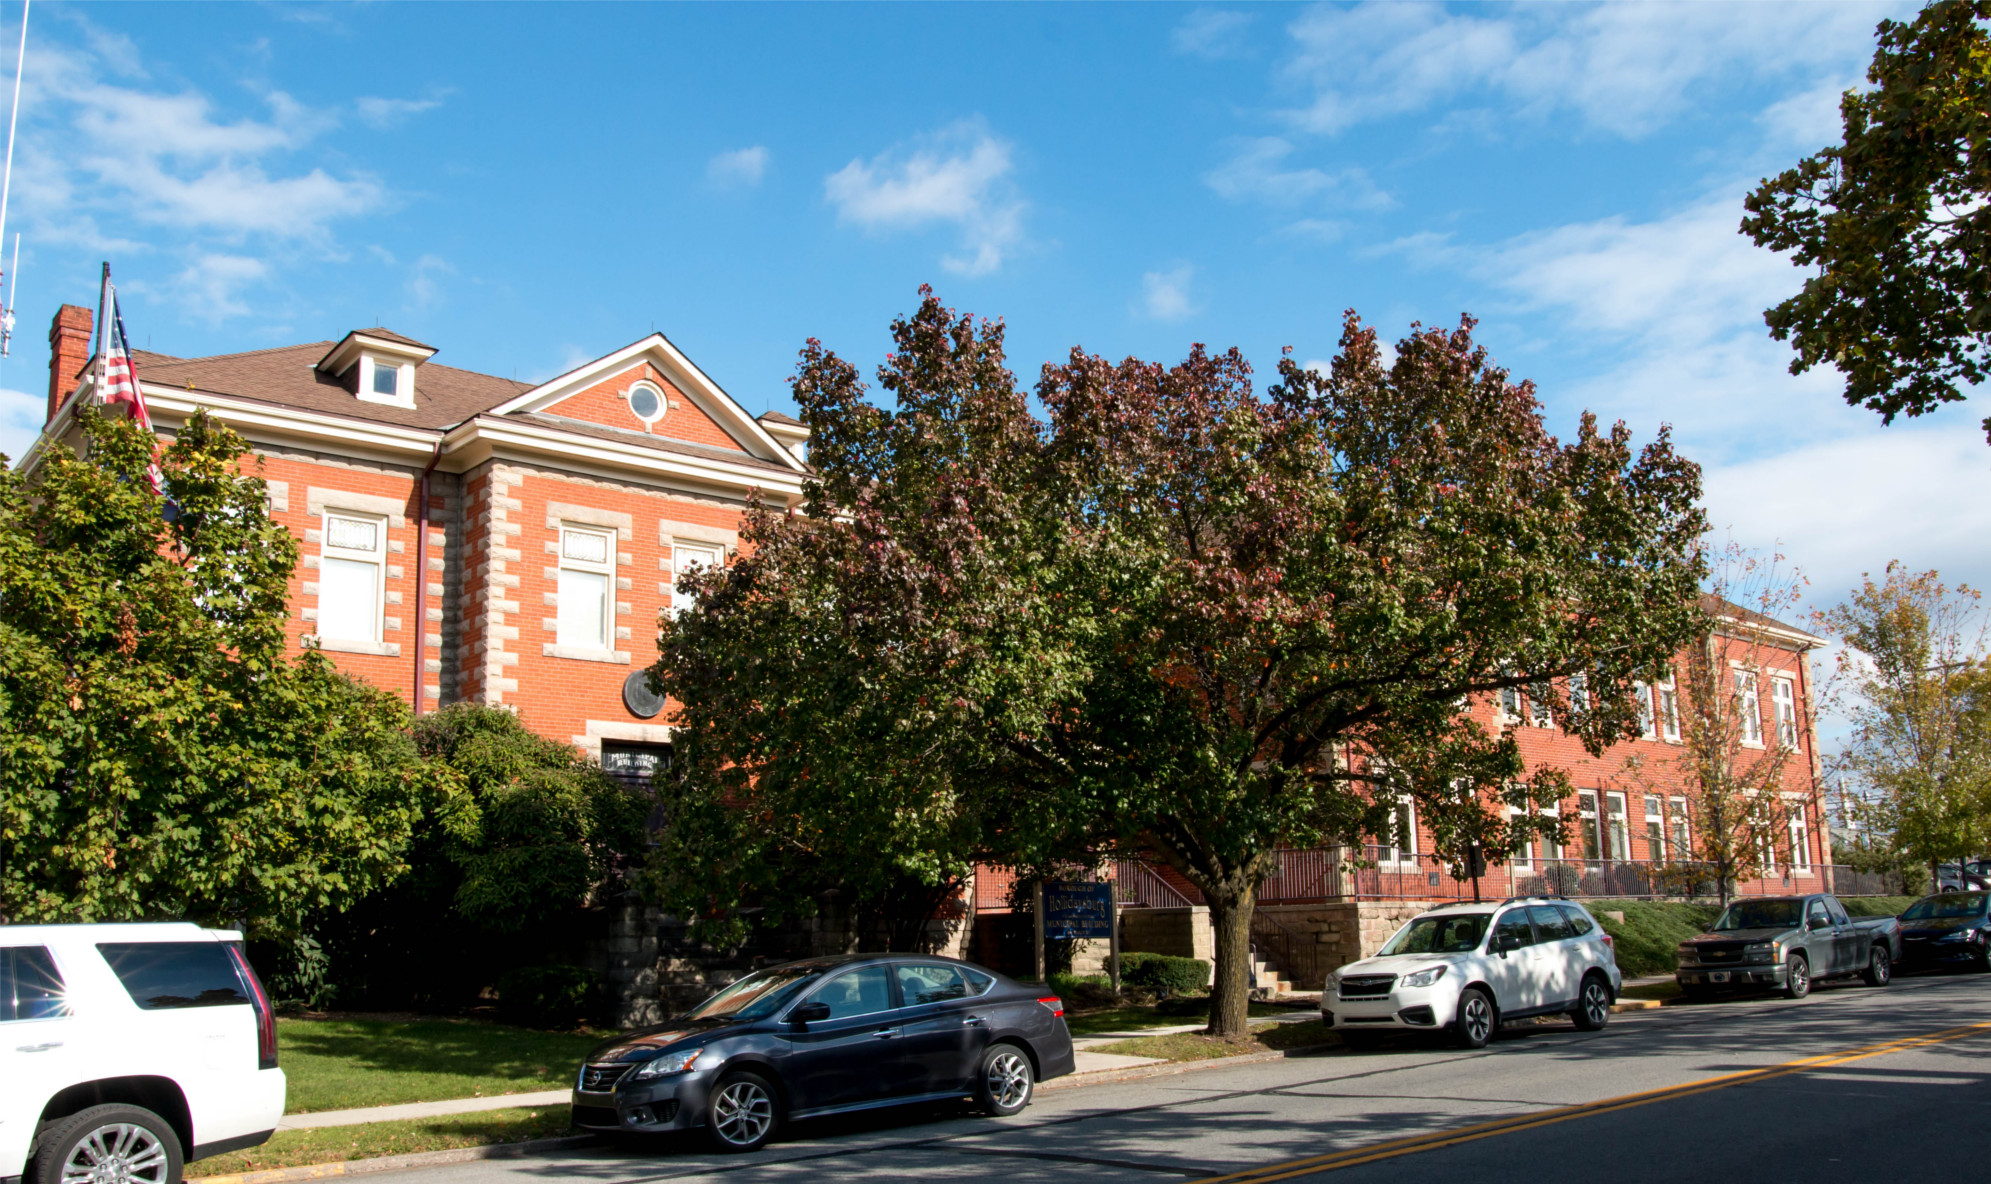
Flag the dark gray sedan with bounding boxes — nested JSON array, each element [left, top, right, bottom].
[[570, 953, 1076, 1152]]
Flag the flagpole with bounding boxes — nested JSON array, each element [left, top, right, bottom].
[[0, 0, 29, 359], [93, 259, 107, 403]]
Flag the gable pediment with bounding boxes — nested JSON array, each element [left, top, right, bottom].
[[490, 334, 805, 472]]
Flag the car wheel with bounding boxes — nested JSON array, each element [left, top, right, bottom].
[[1978, 942, 1991, 974], [32, 1104, 183, 1184], [1862, 945, 1892, 987], [1453, 987, 1495, 1049], [976, 1043, 1035, 1116], [704, 1071, 779, 1153], [1571, 975, 1612, 1031], [1783, 953, 1811, 1000]]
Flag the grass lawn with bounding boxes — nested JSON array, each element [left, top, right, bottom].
[[278, 1018, 606, 1114], [1064, 1001, 1294, 1036], [1090, 1019, 1336, 1063], [1843, 895, 1917, 917], [185, 1106, 579, 1178]]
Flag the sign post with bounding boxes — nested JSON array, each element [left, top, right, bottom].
[[1108, 885, 1121, 996], [1032, 880, 1046, 984]]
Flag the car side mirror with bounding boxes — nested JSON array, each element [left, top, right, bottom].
[[1808, 917, 1829, 931], [790, 1001, 831, 1025]]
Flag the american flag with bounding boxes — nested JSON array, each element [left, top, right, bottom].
[[96, 273, 163, 495]]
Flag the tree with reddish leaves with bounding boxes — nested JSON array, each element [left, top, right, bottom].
[[655, 290, 1707, 1037]]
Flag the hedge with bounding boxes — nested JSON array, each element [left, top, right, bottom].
[[1119, 951, 1210, 996], [495, 965, 600, 1029]]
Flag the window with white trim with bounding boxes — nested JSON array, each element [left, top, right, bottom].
[[1526, 682, 1554, 729], [1734, 669, 1762, 745], [671, 543, 723, 617], [1605, 791, 1630, 861], [1634, 680, 1656, 739], [1773, 677, 1798, 748], [556, 525, 615, 650], [1568, 672, 1589, 715], [1497, 681, 1522, 723], [1657, 674, 1681, 742], [1644, 794, 1666, 861], [318, 511, 385, 643], [1578, 791, 1600, 860], [1382, 797, 1418, 865], [1509, 805, 1533, 869], [1668, 798, 1690, 860], [1789, 808, 1812, 872]]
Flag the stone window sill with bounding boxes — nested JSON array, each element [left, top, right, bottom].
[[309, 636, 401, 657], [543, 644, 631, 665]]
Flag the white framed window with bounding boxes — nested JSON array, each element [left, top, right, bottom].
[[1633, 680, 1656, 739], [318, 511, 385, 644], [1497, 682, 1523, 723], [1757, 828, 1777, 875], [1734, 669, 1762, 745], [1773, 677, 1798, 748], [1644, 795, 1666, 861], [1578, 791, 1600, 860], [627, 381, 666, 425], [556, 524, 615, 651], [1789, 807, 1812, 872], [1526, 683, 1554, 729], [1382, 797, 1418, 866], [1568, 671, 1589, 715], [1657, 674, 1682, 742], [1509, 805, 1533, 869], [671, 543, 723, 617], [1668, 798, 1691, 860], [1605, 791, 1629, 861]]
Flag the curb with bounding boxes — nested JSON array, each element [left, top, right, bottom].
[[185, 1136, 598, 1184]]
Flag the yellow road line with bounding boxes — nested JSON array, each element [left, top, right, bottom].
[[1191, 1020, 1991, 1184]]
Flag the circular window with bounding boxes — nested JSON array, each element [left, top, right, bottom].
[[627, 383, 664, 423]]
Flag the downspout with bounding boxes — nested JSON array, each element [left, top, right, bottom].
[[411, 433, 446, 715]]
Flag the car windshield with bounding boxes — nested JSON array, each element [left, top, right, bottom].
[[1901, 892, 1990, 921], [1713, 900, 1803, 930], [681, 965, 824, 1022], [1379, 913, 1490, 956]]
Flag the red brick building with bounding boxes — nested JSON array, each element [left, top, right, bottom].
[[22, 303, 811, 783]]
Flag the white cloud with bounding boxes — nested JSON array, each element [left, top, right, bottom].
[[356, 94, 446, 129], [170, 253, 268, 321], [707, 145, 770, 191], [1174, 9, 1255, 59], [1205, 137, 1391, 211], [824, 121, 1025, 276], [1280, 1, 1896, 138], [409, 254, 452, 308], [1141, 263, 1199, 322], [0, 383, 43, 467]]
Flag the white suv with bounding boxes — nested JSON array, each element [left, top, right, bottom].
[[2, 924, 287, 1184], [1322, 898, 1621, 1049]]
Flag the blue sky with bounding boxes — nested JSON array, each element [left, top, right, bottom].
[[1, 0, 1983, 626]]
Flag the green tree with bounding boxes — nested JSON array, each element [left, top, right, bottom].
[[313, 703, 650, 1008], [1743, 1, 1991, 440], [661, 292, 1707, 1036], [1824, 564, 1991, 887], [0, 408, 427, 932]]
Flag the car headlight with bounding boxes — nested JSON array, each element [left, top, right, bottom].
[[1936, 929, 1968, 943], [1398, 966, 1447, 989], [1676, 946, 1699, 964], [629, 1049, 702, 1080], [1744, 942, 1775, 960]]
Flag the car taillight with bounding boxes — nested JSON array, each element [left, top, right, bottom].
[[1037, 996, 1064, 1018], [1601, 933, 1616, 958], [226, 943, 280, 1070]]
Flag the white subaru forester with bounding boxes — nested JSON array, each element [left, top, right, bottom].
[[1322, 897, 1621, 1049], [2, 923, 286, 1184]]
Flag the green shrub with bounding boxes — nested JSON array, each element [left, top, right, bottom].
[[496, 965, 600, 1029], [1120, 951, 1209, 996]]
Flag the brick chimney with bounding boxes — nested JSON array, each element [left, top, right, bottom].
[[47, 304, 93, 423]]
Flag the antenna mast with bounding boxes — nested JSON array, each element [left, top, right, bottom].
[[0, 0, 29, 358]]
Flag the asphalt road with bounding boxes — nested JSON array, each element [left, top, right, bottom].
[[413, 967, 1989, 1184]]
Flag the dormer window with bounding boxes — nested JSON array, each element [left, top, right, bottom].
[[317, 328, 437, 411]]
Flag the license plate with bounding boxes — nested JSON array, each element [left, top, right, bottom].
[[1710, 972, 1730, 983]]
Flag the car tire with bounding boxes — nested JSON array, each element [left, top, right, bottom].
[[32, 1104, 184, 1184], [1862, 945, 1892, 987], [1571, 974, 1612, 1031], [1978, 943, 1991, 974], [704, 1071, 780, 1153], [1453, 987, 1495, 1049], [1783, 952, 1811, 1000], [976, 1042, 1035, 1116]]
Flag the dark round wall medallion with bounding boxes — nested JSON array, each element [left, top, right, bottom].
[[622, 670, 665, 718]]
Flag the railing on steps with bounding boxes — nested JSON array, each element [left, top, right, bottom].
[[1113, 859, 1197, 909], [1249, 907, 1321, 991]]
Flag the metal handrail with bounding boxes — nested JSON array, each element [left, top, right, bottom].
[[1249, 907, 1322, 990], [1113, 859, 1197, 909]]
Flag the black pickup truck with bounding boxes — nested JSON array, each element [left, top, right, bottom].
[[1676, 893, 1902, 999]]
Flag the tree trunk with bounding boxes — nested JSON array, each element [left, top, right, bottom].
[[1205, 883, 1256, 1039]]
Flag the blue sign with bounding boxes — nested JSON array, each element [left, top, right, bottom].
[[1042, 880, 1114, 940]]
